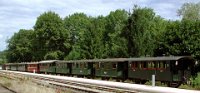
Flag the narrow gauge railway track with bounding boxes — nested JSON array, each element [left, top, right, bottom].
[[1, 70, 199, 93], [0, 71, 136, 93]]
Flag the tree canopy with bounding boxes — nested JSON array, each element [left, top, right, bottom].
[[177, 2, 200, 20], [4, 3, 200, 63], [33, 11, 70, 61], [7, 29, 34, 62]]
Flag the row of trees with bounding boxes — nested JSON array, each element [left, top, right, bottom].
[[4, 2, 200, 63]]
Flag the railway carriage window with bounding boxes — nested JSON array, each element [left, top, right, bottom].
[[61, 64, 63, 68], [84, 63, 87, 68], [131, 62, 137, 69], [139, 62, 142, 69], [105, 63, 110, 69], [135, 62, 137, 68], [158, 61, 167, 69], [81, 63, 84, 68], [148, 62, 151, 68], [138, 62, 142, 69], [153, 62, 156, 68], [76, 63, 79, 68], [112, 63, 117, 69], [148, 62, 156, 68], [65, 63, 67, 67], [131, 63, 134, 68], [61, 64, 64, 68], [101, 63, 104, 69], [99, 62, 101, 68], [158, 62, 160, 68], [73, 63, 77, 68], [160, 62, 164, 68], [143, 62, 147, 68], [82, 63, 86, 68], [95, 63, 100, 69], [79, 63, 82, 68]]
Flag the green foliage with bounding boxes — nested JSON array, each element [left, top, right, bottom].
[[191, 73, 200, 89], [156, 20, 200, 59], [179, 73, 200, 90], [122, 6, 166, 57], [66, 46, 81, 60], [44, 51, 64, 60], [6, 29, 34, 62], [64, 13, 91, 46], [104, 9, 129, 58], [0, 51, 7, 64], [66, 16, 106, 59], [33, 11, 70, 60], [5, 4, 200, 66], [177, 2, 200, 21]]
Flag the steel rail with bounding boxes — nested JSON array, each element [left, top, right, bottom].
[[0, 70, 199, 93]]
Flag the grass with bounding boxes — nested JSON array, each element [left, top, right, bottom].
[[0, 76, 71, 93], [179, 73, 200, 90]]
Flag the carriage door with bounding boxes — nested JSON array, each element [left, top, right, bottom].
[[171, 61, 180, 81], [172, 60, 188, 82]]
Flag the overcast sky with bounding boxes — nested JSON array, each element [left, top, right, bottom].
[[0, 0, 199, 51]]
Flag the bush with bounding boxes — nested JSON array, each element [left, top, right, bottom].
[[191, 73, 200, 90]]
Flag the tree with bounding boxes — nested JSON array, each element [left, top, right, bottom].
[[64, 13, 94, 59], [6, 29, 34, 62], [33, 11, 70, 60], [0, 50, 7, 64], [66, 16, 106, 59], [104, 9, 129, 58], [64, 13, 91, 46], [122, 6, 166, 57], [177, 2, 200, 20], [156, 20, 200, 59]]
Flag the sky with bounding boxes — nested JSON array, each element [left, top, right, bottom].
[[0, 0, 199, 51]]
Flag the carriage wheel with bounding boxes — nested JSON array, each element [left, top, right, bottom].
[[167, 82, 182, 88]]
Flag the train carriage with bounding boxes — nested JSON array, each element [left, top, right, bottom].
[[4, 63, 11, 70], [128, 56, 195, 87], [27, 62, 39, 73], [1, 64, 5, 70], [39, 60, 57, 74], [2, 56, 196, 88], [93, 58, 128, 80], [17, 63, 27, 72], [70, 60, 94, 77], [55, 61, 72, 75], [10, 63, 18, 71]]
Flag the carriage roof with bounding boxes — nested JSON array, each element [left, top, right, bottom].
[[38, 60, 59, 64], [56, 56, 194, 64]]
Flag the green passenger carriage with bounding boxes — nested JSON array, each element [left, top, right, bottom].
[[39, 60, 57, 74], [70, 60, 94, 77], [55, 61, 72, 75], [128, 56, 195, 87], [2, 56, 196, 88], [93, 58, 128, 81]]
